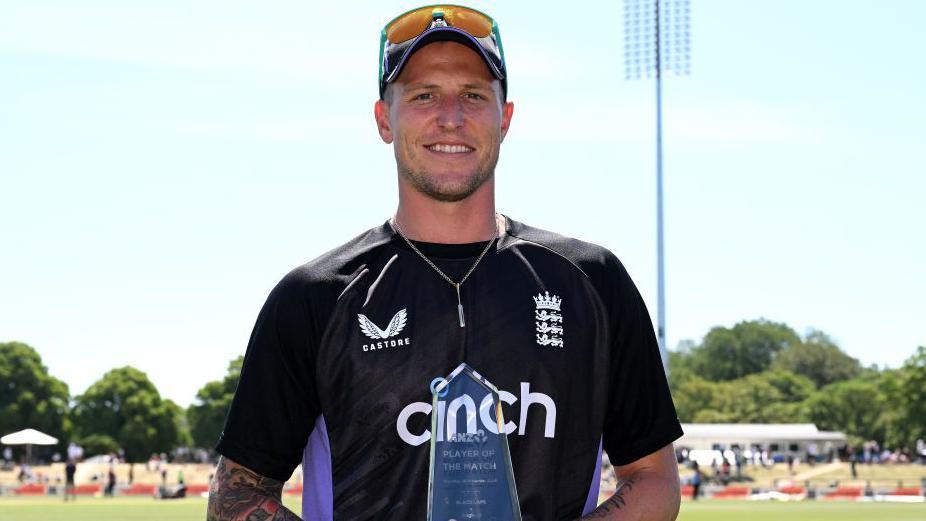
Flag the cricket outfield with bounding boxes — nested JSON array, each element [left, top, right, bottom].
[[0, 497, 924, 521]]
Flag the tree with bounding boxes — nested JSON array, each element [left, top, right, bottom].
[[805, 379, 884, 444], [672, 369, 812, 424], [879, 346, 926, 451], [672, 377, 723, 422], [667, 347, 696, 390], [72, 367, 184, 462], [78, 434, 121, 457], [0, 342, 70, 458], [761, 369, 816, 403], [877, 368, 907, 450], [711, 373, 789, 423], [773, 330, 862, 388], [166, 399, 192, 448], [685, 319, 800, 381], [187, 356, 243, 450]]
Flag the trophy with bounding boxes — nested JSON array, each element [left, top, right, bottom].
[[428, 363, 523, 521]]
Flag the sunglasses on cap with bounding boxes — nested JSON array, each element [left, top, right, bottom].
[[378, 4, 507, 100]]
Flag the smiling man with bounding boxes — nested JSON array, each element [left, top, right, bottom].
[[208, 5, 682, 521]]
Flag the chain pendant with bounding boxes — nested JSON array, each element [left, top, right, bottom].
[[390, 215, 502, 330], [455, 283, 465, 328]]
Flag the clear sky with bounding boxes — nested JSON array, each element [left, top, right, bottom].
[[1, 0, 924, 407]]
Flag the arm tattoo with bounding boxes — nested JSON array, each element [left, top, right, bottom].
[[207, 457, 301, 521], [581, 475, 640, 520]]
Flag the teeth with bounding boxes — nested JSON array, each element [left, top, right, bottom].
[[428, 144, 473, 153]]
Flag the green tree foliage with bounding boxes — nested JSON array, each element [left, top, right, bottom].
[[773, 330, 862, 388], [72, 367, 184, 462], [667, 347, 696, 389], [166, 399, 192, 448], [876, 368, 907, 450], [804, 379, 884, 444], [0, 342, 70, 455], [671, 323, 925, 452], [78, 434, 121, 457], [685, 319, 801, 381], [672, 377, 721, 422], [878, 347, 926, 451], [761, 369, 816, 403], [187, 356, 243, 450], [674, 371, 810, 424], [712, 373, 786, 423]]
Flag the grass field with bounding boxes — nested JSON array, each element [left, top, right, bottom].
[[0, 496, 300, 521], [0, 497, 923, 521], [676, 461, 926, 489], [679, 500, 925, 520]]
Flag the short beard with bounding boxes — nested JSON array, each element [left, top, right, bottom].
[[399, 162, 496, 202]]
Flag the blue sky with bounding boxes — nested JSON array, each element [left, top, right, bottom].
[[1, 0, 924, 406]]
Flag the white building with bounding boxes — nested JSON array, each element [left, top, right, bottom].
[[678, 423, 847, 464]]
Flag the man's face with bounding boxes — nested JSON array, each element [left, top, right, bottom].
[[375, 41, 514, 202]]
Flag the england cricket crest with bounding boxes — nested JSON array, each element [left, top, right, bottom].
[[533, 291, 563, 347]]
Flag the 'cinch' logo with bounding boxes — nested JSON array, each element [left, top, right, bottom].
[[396, 382, 557, 446]]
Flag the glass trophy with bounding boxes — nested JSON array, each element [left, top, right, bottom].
[[427, 363, 523, 521]]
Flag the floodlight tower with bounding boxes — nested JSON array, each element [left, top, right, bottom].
[[623, 0, 690, 371]]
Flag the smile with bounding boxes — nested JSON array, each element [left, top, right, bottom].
[[426, 143, 474, 154]]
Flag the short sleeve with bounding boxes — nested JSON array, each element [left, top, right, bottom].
[[215, 271, 322, 481], [600, 255, 682, 466]]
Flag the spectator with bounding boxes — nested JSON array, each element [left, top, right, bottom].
[[18, 463, 31, 482], [849, 447, 858, 479], [105, 467, 116, 497], [64, 459, 77, 502], [733, 448, 743, 480], [806, 443, 818, 466], [691, 462, 702, 500]]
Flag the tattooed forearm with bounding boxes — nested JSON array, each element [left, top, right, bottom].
[[207, 457, 301, 521], [581, 475, 640, 520]]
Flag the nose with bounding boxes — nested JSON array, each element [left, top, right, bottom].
[[435, 96, 464, 130]]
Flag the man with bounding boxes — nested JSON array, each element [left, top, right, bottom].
[[209, 5, 682, 521], [64, 459, 76, 502], [105, 465, 116, 497]]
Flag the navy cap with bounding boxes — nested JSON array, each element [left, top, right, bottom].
[[379, 19, 507, 100]]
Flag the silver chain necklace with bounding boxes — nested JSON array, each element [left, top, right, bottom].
[[391, 215, 499, 328]]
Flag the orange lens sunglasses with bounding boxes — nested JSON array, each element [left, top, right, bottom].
[[385, 5, 494, 44]]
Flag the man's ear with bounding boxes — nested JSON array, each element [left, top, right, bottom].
[[500, 101, 514, 142], [374, 99, 394, 144]]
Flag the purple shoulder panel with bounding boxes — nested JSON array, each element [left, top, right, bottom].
[[582, 438, 603, 515], [301, 415, 333, 521]]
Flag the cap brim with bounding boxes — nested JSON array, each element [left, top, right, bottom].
[[382, 27, 505, 94]]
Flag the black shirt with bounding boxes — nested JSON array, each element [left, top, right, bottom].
[[216, 217, 682, 521]]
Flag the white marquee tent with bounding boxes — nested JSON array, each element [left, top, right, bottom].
[[1, 428, 59, 463]]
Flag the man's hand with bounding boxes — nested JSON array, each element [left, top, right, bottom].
[[578, 444, 680, 521], [206, 456, 301, 521]]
